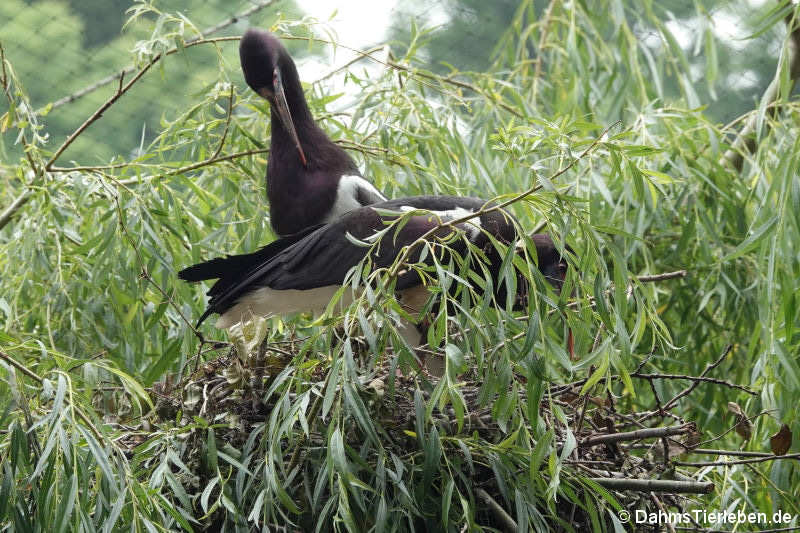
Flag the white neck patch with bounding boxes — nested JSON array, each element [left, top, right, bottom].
[[324, 175, 386, 223]]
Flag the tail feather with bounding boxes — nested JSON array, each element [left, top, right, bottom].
[[179, 224, 323, 327], [178, 256, 244, 282]]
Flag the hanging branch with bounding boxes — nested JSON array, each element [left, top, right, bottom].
[[723, 2, 800, 172]]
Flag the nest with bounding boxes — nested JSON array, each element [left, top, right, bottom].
[[147, 338, 767, 531]]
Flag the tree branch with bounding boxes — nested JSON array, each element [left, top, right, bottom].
[[580, 423, 695, 447], [723, 3, 800, 172], [475, 488, 517, 532], [637, 344, 733, 423], [589, 477, 714, 494], [42, 0, 279, 112], [674, 453, 800, 467]]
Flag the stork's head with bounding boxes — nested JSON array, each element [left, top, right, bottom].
[[530, 233, 570, 291], [240, 28, 308, 166]]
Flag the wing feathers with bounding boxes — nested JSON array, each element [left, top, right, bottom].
[[180, 196, 518, 328]]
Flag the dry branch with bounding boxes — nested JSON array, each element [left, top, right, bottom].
[[638, 345, 733, 423], [476, 488, 517, 532], [630, 372, 756, 395], [674, 453, 800, 467], [692, 448, 776, 457], [589, 478, 714, 494], [580, 423, 695, 447]]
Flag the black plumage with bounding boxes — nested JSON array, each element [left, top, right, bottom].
[[179, 196, 567, 335], [239, 28, 386, 236]]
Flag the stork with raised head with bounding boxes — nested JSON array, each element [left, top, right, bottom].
[[179, 196, 569, 348], [239, 28, 386, 236]]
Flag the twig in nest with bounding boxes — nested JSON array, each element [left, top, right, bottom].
[[580, 423, 695, 447], [475, 488, 517, 532], [674, 452, 800, 468], [638, 344, 732, 423], [589, 477, 713, 494]]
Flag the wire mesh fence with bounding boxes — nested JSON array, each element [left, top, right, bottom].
[[0, 0, 791, 166]]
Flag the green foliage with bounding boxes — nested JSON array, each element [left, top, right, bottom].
[[1, 0, 800, 530]]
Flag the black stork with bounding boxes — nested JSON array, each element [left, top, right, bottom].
[[239, 28, 386, 236], [179, 196, 569, 348]]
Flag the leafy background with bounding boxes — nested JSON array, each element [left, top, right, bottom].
[[0, 0, 799, 530]]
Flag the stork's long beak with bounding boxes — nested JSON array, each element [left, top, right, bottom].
[[561, 262, 576, 361], [265, 67, 308, 167]]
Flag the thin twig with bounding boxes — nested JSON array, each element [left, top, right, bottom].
[[286, 379, 326, 475], [636, 270, 687, 282], [674, 453, 800, 467], [0, 36, 242, 230], [650, 493, 677, 533], [50, 148, 268, 180], [384, 121, 619, 284], [532, 0, 560, 101], [638, 344, 732, 423], [630, 371, 756, 395], [0, 44, 43, 232], [691, 448, 776, 457], [210, 88, 235, 161], [696, 409, 773, 447], [111, 193, 203, 342], [42, 0, 279, 112], [313, 45, 386, 84], [0, 349, 46, 383], [0, 349, 104, 442]]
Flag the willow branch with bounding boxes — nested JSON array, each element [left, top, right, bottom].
[[384, 122, 618, 283], [313, 45, 386, 84], [0, 349, 104, 442], [46, 69, 143, 170], [636, 270, 687, 282], [630, 371, 756, 395], [723, 4, 800, 172], [659, 345, 732, 412], [697, 410, 773, 447], [692, 448, 776, 457], [210, 88, 234, 161], [0, 349, 45, 383], [49, 135, 403, 186], [0, 193, 31, 232], [0, 36, 242, 232], [0, 44, 42, 232], [111, 193, 203, 341], [532, 0, 560, 101], [42, 0, 278, 112]]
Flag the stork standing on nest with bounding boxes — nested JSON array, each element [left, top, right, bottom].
[[180, 29, 573, 357], [239, 28, 386, 236]]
